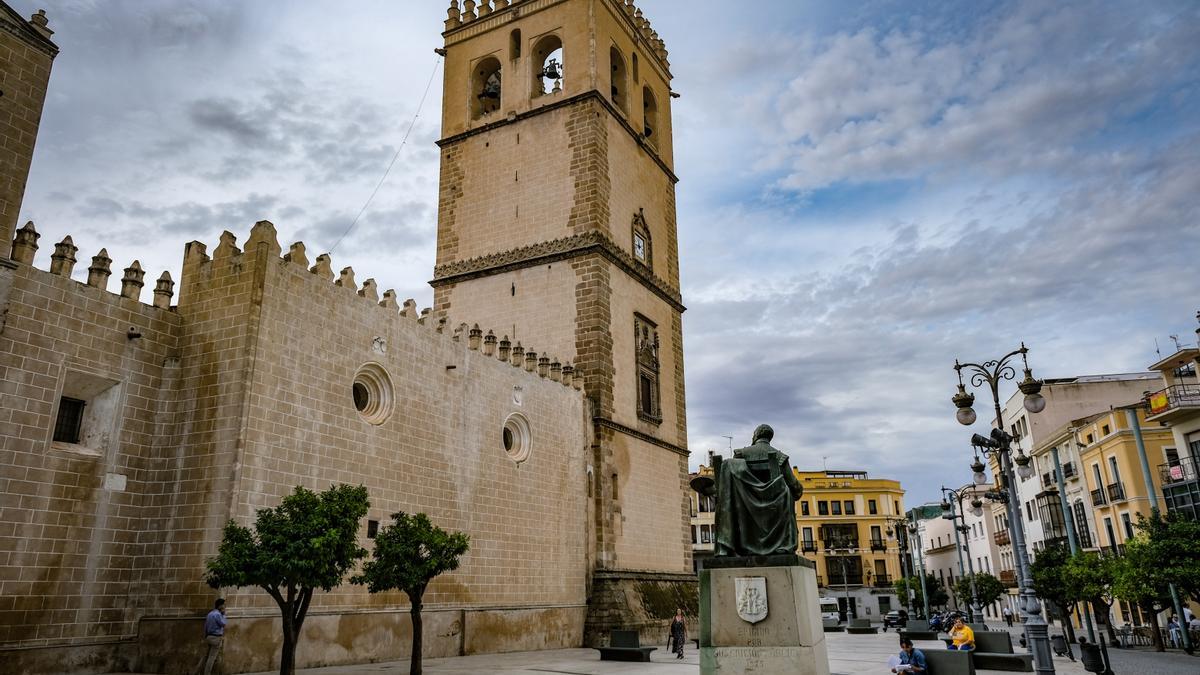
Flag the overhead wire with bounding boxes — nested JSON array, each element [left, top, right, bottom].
[[329, 55, 442, 253]]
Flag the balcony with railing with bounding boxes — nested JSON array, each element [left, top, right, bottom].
[[822, 538, 859, 551], [801, 540, 818, 553], [999, 569, 1017, 587], [870, 538, 887, 552], [1062, 461, 1077, 479], [873, 574, 892, 587], [1100, 544, 1126, 556], [1107, 482, 1126, 502], [1090, 488, 1107, 506], [1160, 456, 1200, 519], [828, 572, 864, 586], [994, 529, 1010, 546], [1160, 456, 1200, 487], [1146, 383, 1200, 423]]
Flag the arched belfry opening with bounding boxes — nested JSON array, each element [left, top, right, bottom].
[[609, 46, 629, 115], [471, 56, 502, 119], [531, 34, 563, 97], [642, 85, 658, 141]]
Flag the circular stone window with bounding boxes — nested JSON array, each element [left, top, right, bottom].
[[501, 413, 532, 464], [351, 363, 394, 425]]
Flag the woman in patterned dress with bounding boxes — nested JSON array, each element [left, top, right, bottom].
[[669, 608, 687, 659]]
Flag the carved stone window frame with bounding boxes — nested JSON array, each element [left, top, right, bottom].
[[631, 208, 652, 270], [634, 312, 662, 425]]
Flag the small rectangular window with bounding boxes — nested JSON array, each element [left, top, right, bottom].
[[831, 501, 842, 515], [801, 501, 810, 516], [367, 519, 379, 539], [639, 375, 654, 416], [868, 499, 877, 515], [53, 397, 86, 444], [818, 501, 829, 515], [843, 500, 855, 515]]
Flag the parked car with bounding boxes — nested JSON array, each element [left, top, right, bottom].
[[883, 609, 909, 630]]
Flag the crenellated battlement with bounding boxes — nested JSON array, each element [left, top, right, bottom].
[[180, 220, 584, 392], [6, 220, 176, 310], [443, 0, 669, 72]]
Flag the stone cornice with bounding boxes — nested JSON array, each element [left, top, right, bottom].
[[0, 8, 59, 57], [430, 230, 685, 313], [594, 416, 689, 457], [437, 90, 678, 184]]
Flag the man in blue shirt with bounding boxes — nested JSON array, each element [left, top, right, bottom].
[[893, 638, 927, 673], [192, 598, 227, 675]]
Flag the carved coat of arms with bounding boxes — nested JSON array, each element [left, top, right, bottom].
[[735, 576, 768, 624]]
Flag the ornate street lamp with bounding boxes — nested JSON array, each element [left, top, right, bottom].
[[941, 485, 984, 624], [953, 343, 1054, 675], [886, 516, 913, 616], [907, 521, 931, 619]]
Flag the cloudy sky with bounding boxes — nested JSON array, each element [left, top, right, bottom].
[[14, 0, 1200, 506]]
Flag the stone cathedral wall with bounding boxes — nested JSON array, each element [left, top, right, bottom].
[[0, 221, 592, 674]]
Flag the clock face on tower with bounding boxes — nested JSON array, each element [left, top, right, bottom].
[[634, 233, 646, 261]]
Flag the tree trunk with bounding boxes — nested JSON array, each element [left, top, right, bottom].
[[410, 592, 424, 675], [1142, 601, 1164, 652], [1062, 607, 1076, 644], [1093, 599, 1117, 643], [280, 614, 297, 675]]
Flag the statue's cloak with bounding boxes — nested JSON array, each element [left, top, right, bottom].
[[714, 450, 800, 557]]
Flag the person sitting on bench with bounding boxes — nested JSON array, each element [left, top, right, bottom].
[[947, 617, 975, 651], [890, 638, 927, 673]]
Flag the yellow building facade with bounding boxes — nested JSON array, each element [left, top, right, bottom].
[[1076, 408, 1172, 555], [1074, 408, 1176, 624], [795, 470, 907, 620]]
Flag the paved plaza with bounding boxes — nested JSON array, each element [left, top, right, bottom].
[[108, 621, 1200, 675], [232, 630, 1098, 675]]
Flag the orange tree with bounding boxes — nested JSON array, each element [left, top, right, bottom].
[[204, 484, 370, 675], [354, 512, 470, 675]]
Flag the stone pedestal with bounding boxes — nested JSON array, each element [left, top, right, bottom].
[[699, 556, 830, 675]]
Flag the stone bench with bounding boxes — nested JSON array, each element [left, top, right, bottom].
[[594, 629, 656, 662], [924, 649, 976, 675], [938, 632, 1032, 672], [822, 617, 845, 632], [846, 618, 878, 634], [900, 620, 938, 641], [972, 652, 1033, 671]]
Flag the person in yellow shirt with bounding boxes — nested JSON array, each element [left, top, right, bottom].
[[948, 617, 975, 651]]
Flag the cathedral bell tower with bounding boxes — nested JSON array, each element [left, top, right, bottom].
[[432, 0, 691, 642]]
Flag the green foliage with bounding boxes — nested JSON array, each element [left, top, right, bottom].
[[353, 511, 470, 597], [1030, 544, 1074, 610], [894, 573, 949, 610], [204, 484, 370, 675], [1111, 511, 1200, 605], [1138, 510, 1200, 602], [954, 572, 1006, 609], [205, 484, 370, 593], [354, 512, 469, 675], [1063, 550, 1118, 604]]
